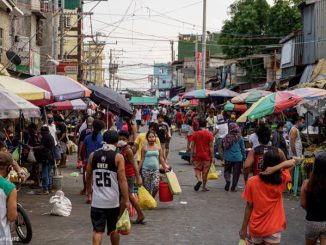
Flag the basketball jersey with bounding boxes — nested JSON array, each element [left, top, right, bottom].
[[253, 146, 275, 176], [91, 149, 120, 209]]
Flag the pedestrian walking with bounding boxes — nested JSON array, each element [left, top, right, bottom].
[[190, 119, 214, 192], [271, 122, 288, 158], [151, 107, 159, 123], [175, 109, 183, 136], [134, 107, 142, 133], [206, 109, 216, 133], [221, 123, 246, 192], [138, 131, 167, 197], [239, 149, 298, 245], [86, 130, 129, 245], [300, 152, 326, 245], [244, 124, 287, 184], [118, 130, 145, 224], [289, 116, 305, 158], [157, 114, 170, 160]]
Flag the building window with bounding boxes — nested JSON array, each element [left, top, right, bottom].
[[64, 16, 72, 28]]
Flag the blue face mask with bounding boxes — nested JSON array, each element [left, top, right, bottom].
[[48, 119, 53, 125]]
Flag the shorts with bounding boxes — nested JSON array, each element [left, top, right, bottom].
[[305, 220, 326, 240], [251, 232, 281, 244], [59, 142, 67, 154], [91, 207, 120, 235], [54, 145, 62, 160], [194, 160, 211, 173], [177, 122, 182, 129], [127, 176, 135, 194], [136, 120, 141, 126]]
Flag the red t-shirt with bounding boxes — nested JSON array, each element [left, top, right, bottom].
[[191, 129, 214, 161], [176, 112, 183, 122], [120, 145, 135, 177], [242, 169, 292, 237]]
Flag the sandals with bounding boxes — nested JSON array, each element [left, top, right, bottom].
[[132, 219, 147, 225], [194, 181, 202, 191]]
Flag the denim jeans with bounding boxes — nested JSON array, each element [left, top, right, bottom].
[[42, 163, 52, 191]]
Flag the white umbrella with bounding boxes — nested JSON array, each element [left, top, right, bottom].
[[0, 89, 40, 119]]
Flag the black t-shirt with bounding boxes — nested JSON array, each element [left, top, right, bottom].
[[40, 133, 55, 151], [37, 133, 55, 162], [56, 124, 67, 143], [157, 123, 168, 143]]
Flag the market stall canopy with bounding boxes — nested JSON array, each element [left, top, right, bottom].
[[0, 89, 40, 119], [88, 84, 133, 116], [208, 88, 239, 98], [158, 99, 172, 106], [183, 89, 212, 99], [231, 90, 271, 104], [171, 95, 180, 103], [224, 102, 247, 112], [290, 88, 326, 100], [48, 99, 87, 111], [0, 75, 50, 101], [129, 96, 158, 105], [25, 75, 91, 105], [237, 91, 303, 122], [175, 99, 199, 107]]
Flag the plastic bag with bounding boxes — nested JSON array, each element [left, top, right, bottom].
[[138, 186, 157, 210], [166, 171, 182, 194], [238, 239, 248, 245], [49, 190, 72, 217], [27, 150, 36, 163], [116, 209, 131, 235], [76, 160, 83, 169], [12, 148, 20, 162], [207, 163, 218, 180]]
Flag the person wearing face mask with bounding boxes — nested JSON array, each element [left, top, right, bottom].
[[272, 122, 288, 159], [118, 130, 145, 224], [0, 152, 18, 245], [47, 113, 61, 167], [289, 116, 305, 158]]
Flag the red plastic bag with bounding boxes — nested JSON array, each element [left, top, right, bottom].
[[76, 160, 83, 169]]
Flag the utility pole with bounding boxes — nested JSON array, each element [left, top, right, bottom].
[[77, 3, 83, 83], [52, 0, 58, 74], [170, 41, 174, 62], [201, 0, 207, 89], [194, 36, 198, 90], [59, 0, 64, 60], [109, 49, 112, 89]]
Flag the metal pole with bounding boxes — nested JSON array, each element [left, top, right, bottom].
[[201, 0, 207, 89], [194, 36, 198, 90], [170, 41, 174, 62], [77, 4, 83, 83], [59, 0, 64, 60], [52, 0, 58, 74]]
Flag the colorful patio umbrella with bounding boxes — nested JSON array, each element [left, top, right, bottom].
[[25, 75, 91, 105], [48, 99, 87, 111], [175, 99, 199, 107], [0, 75, 50, 101], [0, 89, 40, 119], [159, 99, 172, 106], [208, 88, 239, 98], [224, 102, 247, 112], [171, 95, 180, 103], [237, 91, 303, 122], [289, 88, 326, 100], [88, 84, 133, 116], [231, 90, 271, 104], [183, 89, 212, 99]]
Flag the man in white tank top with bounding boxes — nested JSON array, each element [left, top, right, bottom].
[[289, 116, 305, 158], [86, 130, 129, 245]]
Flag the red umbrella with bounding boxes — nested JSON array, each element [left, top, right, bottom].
[[48, 99, 87, 111]]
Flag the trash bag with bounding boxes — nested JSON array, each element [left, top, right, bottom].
[[116, 209, 131, 235], [138, 186, 157, 210], [49, 190, 72, 217], [27, 150, 36, 163], [207, 163, 218, 180]]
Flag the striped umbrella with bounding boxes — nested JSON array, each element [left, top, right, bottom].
[[231, 90, 271, 104], [237, 91, 303, 122], [25, 75, 91, 105], [183, 89, 212, 99], [48, 99, 87, 111], [224, 102, 247, 112], [0, 75, 50, 101]]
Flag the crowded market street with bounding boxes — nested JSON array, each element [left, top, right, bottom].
[[17, 129, 305, 245]]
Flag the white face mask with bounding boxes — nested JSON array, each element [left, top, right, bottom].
[[117, 140, 128, 148]]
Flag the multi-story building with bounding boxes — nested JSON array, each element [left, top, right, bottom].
[[83, 40, 106, 86], [0, 0, 24, 68]]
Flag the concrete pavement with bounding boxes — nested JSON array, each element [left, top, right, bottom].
[[17, 133, 305, 245]]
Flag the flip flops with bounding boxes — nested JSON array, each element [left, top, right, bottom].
[[194, 181, 202, 191]]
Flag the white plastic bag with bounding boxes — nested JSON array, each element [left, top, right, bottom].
[[27, 150, 36, 163], [49, 190, 72, 217]]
